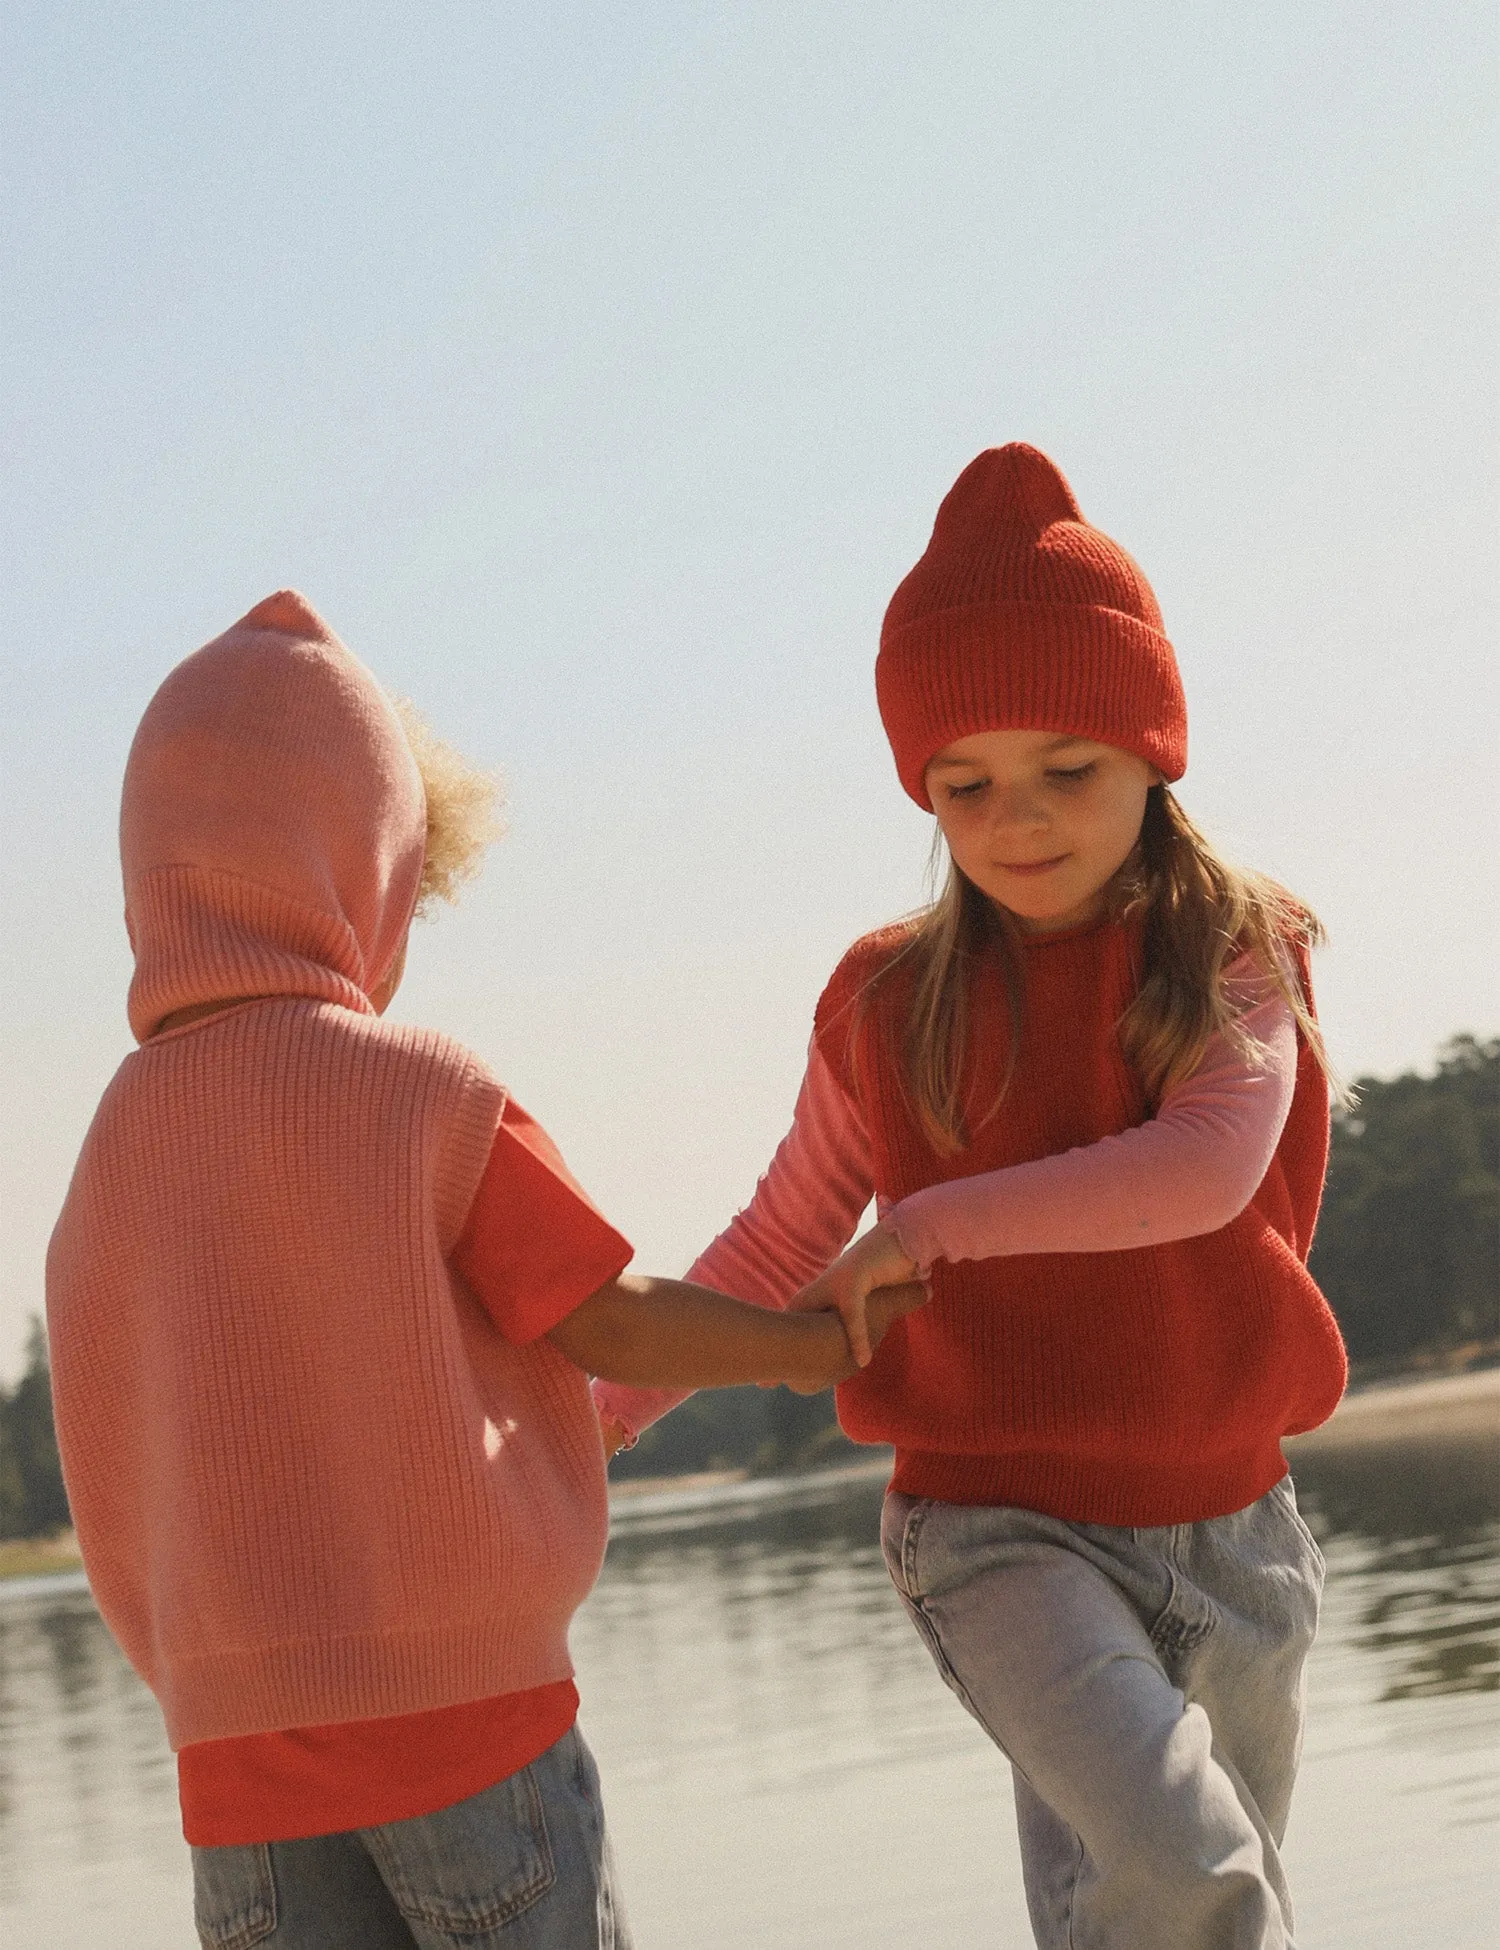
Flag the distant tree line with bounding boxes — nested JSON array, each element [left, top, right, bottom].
[[4, 1038, 1496, 1531], [1308, 1033, 1498, 1370], [0, 1320, 69, 1541]]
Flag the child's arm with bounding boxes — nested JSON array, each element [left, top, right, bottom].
[[549, 1272, 925, 1394], [793, 960, 1298, 1348], [446, 1093, 920, 1417], [895, 972, 1296, 1268], [592, 1039, 878, 1450]]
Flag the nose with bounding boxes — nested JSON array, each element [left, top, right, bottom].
[[987, 781, 1050, 836]]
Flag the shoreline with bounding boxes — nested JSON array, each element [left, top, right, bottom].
[[1283, 1364, 1499, 1452], [609, 1365, 1500, 1499], [5, 1366, 1495, 1587]]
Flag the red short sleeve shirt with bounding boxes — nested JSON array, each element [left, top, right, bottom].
[[177, 1097, 632, 1847], [452, 1097, 634, 1343]]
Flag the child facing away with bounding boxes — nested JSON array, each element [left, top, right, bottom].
[[595, 446, 1348, 1950], [45, 590, 921, 1950]]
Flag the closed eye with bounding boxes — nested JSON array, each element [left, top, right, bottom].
[[1046, 763, 1097, 786], [944, 779, 987, 800]]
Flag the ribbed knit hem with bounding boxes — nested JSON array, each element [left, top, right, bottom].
[[889, 1440, 1292, 1528], [158, 1615, 576, 1752], [875, 600, 1187, 807]]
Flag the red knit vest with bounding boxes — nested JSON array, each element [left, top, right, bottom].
[[814, 916, 1347, 1525]]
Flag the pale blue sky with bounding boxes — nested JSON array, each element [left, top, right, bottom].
[[3, 2, 1494, 1377]]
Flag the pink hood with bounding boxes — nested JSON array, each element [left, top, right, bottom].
[[121, 591, 425, 1043]]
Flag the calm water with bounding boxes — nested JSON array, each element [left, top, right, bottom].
[[2, 1432, 1496, 1948]]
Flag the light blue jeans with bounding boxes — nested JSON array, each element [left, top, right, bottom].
[[883, 1477, 1325, 1950], [190, 1725, 631, 1950]]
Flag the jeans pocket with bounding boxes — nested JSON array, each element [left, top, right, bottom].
[[191, 1842, 277, 1950], [1147, 1563, 1220, 1661], [365, 1764, 556, 1940], [881, 1490, 932, 1601], [1271, 1473, 1327, 1581]]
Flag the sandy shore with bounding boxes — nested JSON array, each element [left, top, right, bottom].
[[1284, 1366, 1500, 1452], [0, 1530, 83, 1583]]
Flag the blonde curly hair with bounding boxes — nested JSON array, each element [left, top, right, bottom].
[[392, 699, 504, 914]]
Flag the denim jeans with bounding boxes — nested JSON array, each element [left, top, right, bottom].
[[190, 1725, 631, 1950], [883, 1477, 1325, 1950]]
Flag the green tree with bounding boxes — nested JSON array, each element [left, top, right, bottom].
[[612, 1382, 772, 1479], [757, 1381, 857, 1472], [0, 1401, 25, 1539], [1310, 1035, 1499, 1364], [0, 1317, 70, 1540]]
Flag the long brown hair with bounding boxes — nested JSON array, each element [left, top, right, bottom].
[[863, 785, 1343, 1154]]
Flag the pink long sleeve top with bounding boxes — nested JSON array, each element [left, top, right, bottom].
[[594, 960, 1298, 1442]]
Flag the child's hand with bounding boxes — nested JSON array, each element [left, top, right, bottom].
[[551, 1267, 924, 1400], [788, 1223, 924, 1367], [597, 1409, 632, 1461], [781, 1279, 927, 1392]]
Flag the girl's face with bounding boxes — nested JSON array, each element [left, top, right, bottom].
[[926, 729, 1157, 934]]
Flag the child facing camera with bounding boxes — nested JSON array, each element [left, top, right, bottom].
[[46, 591, 921, 1950], [597, 446, 1347, 1950]]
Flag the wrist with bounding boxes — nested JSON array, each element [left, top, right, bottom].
[[782, 1310, 847, 1388]]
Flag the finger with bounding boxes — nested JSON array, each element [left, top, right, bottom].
[[868, 1282, 928, 1341], [842, 1296, 874, 1369]]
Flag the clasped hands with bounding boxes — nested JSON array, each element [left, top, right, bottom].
[[598, 1223, 926, 1459], [783, 1219, 924, 1368]]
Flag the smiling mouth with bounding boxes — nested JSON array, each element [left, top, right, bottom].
[[995, 855, 1070, 878]]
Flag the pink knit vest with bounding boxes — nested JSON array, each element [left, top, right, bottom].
[[48, 1001, 609, 1748], [46, 594, 609, 1748]]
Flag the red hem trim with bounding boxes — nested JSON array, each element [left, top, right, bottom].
[[179, 1686, 579, 1847], [888, 1443, 1291, 1527]]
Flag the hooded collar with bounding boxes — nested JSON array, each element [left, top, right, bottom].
[[121, 592, 426, 1043]]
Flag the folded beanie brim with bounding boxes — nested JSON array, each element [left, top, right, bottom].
[[877, 599, 1187, 808]]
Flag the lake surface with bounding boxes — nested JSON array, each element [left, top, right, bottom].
[[2, 1429, 1496, 1947]]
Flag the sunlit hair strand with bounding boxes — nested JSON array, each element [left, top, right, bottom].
[[392, 699, 505, 915]]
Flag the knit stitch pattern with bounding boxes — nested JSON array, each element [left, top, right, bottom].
[[814, 918, 1345, 1525], [47, 594, 609, 1748], [877, 445, 1188, 805]]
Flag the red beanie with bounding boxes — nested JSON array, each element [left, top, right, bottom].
[[876, 444, 1187, 809]]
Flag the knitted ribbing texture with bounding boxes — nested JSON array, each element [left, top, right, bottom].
[[49, 1002, 609, 1747], [47, 593, 611, 1748], [877, 445, 1188, 806], [814, 918, 1346, 1525]]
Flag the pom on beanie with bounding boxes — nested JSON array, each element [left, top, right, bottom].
[[875, 444, 1187, 808]]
